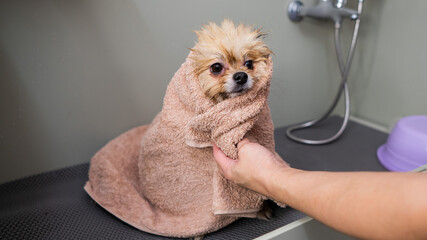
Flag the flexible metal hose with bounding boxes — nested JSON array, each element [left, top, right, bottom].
[[286, 0, 363, 145]]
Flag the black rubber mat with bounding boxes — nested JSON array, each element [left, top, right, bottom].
[[275, 116, 388, 172], [0, 116, 388, 239]]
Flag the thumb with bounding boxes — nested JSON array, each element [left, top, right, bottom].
[[212, 142, 236, 179]]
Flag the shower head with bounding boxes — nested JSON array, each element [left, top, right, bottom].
[[288, 0, 358, 23]]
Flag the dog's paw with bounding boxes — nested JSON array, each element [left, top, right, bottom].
[[256, 203, 273, 220]]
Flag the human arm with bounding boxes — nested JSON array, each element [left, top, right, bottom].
[[212, 139, 427, 240]]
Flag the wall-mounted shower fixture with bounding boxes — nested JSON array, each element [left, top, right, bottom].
[[286, 0, 364, 145], [288, 0, 358, 23]]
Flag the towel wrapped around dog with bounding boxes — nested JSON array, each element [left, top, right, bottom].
[[84, 53, 278, 238]]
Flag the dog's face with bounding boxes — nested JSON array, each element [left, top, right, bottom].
[[190, 19, 272, 103]]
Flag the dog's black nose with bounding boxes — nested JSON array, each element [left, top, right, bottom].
[[233, 72, 248, 85]]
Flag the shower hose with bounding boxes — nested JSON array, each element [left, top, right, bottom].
[[286, 0, 364, 145]]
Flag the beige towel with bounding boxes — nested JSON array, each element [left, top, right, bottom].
[[84, 53, 277, 238]]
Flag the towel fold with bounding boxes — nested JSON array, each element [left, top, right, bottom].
[[85, 53, 280, 238]]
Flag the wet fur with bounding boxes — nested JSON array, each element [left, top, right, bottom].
[[190, 19, 272, 103]]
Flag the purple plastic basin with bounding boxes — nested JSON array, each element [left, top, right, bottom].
[[377, 115, 427, 172]]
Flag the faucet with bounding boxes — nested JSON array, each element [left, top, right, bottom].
[[288, 0, 359, 24]]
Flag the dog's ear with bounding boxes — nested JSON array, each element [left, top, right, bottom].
[[260, 46, 273, 59], [264, 47, 273, 58], [254, 29, 271, 58]]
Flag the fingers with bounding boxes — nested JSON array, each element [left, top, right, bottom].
[[237, 138, 252, 152], [212, 138, 254, 180], [212, 143, 235, 178]]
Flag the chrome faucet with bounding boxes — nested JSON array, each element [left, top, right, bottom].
[[288, 0, 359, 24]]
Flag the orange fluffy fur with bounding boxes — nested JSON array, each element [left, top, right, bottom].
[[190, 19, 272, 103]]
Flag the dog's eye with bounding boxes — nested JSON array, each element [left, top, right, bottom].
[[244, 60, 253, 70], [210, 63, 223, 75]]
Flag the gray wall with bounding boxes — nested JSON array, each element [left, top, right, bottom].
[[349, 0, 427, 129], [1, 0, 426, 183]]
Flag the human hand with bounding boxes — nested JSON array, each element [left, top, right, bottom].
[[212, 138, 289, 197]]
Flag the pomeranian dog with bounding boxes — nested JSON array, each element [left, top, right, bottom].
[[190, 19, 272, 102], [85, 19, 276, 240]]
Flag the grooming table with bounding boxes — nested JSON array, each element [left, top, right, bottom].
[[0, 116, 387, 240]]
